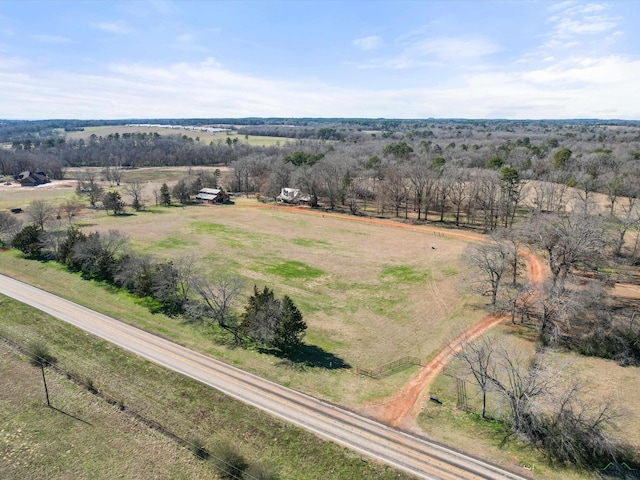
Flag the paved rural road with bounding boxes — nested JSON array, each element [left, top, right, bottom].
[[0, 274, 530, 480]]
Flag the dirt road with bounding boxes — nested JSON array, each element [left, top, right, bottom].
[[252, 204, 548, 429]]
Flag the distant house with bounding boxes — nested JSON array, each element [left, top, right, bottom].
[[195, 187, 230, 204], [14, 171, 50, 187], [277, 188, 300, 203], [276, 187, 311, 205]]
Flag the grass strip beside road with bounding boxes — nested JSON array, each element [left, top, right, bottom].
[[0, 296, 412, 480]]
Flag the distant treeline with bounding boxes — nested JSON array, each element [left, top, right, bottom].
[[3, 117, 640, 143]]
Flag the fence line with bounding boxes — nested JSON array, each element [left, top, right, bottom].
[[355, 356, 422, 379]]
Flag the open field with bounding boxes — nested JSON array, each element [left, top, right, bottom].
[[0, 299, 410, 480], [0, 342, 214, 480], [0, 193, 482, 407], [2, 167, 640, 478], [64, 125, 295, 147]]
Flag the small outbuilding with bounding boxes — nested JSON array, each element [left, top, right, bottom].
[[14, 171, 50, 187], [195, 187, 230, 204]]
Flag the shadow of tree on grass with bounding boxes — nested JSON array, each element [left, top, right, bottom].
[[260, 343, 350, 370]]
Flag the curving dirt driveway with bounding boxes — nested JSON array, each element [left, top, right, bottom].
[[365, 252, 546, 428]]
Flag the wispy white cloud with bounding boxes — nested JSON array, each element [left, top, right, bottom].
[[405, 36, 501, 61], [350, 35, 500, 70], [2, 52, 638, 120], [352, 35, 383, 51], [176, 33, 194, 43], [92, 21, 132, 35], [146, 0, 180, 16], [173, 33, 208, 53], [547, 1, 619, 38], [384, 35, 500, 69], [33, 34, 71, 44]]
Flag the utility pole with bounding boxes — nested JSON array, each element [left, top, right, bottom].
[[40, 363, 51, 407]]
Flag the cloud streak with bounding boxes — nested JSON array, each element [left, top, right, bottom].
[[1, 52, 638, 120], [353, 35, 383, 51], [91, 21, 132, 35]]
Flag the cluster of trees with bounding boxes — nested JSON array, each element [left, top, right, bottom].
[[465, 213, 640, 366], [3, 120, 639, 251], [8, 209, 306, 353], [456, 335, 632, 468], [72, 167, 223, 212]]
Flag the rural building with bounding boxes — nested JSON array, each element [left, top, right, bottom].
[[14, 171, 50, 187], [276, 187, 311, 205], [195, 187, 230, 204]]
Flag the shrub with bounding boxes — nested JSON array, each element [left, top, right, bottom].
[[189, 437, 209, 461], [27, 340, 56, 367], [213, 442, 248, 479]]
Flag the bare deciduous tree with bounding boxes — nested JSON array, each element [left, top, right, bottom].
[[191, 275, 245, 344], [76, 169, 104, 207], [124, 181, 146, 211], [0, 211, 22, 246], [464, 239, 510, 308], [26, 199, 54, 231], [59, 198, 83, 223], [525, 213, 607, 293], [455, 333, 497, 418]]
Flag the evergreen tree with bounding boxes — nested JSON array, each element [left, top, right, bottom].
[[241, 286, 306, 353], [160, 183, 171, 206], [274, 295, 306, 352], [103, 191, 125, 215], [11, 224, 43, 257]]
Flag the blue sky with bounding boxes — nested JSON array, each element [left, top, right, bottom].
[[1, 0, 638, 119]]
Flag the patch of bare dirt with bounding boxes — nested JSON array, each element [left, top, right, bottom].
[[612, 282, 640, 299]]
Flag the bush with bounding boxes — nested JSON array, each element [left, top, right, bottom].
[[12, 224, 43, 257], [213, 442, 248, 479], [27, 340, 56, 367], [189, 437, 210, 461]]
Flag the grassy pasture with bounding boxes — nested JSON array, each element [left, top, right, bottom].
[[0, 192, 481, 406], [3, 167, 640, 476], [78, 200, 480, 372], [64, 125, 294, 147]]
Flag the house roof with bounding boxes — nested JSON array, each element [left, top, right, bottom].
[[199, 188, 221, 195], [15, 171, 50, 186], [277, 188, 300, 200], [195, 193, 217, 201]]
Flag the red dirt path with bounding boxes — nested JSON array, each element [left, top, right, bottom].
[[363, 252, 546, 429]]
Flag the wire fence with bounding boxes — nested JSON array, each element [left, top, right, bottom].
[[355, 356, 422, 379]]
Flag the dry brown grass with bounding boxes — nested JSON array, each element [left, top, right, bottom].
[[0, 172, 484, 406], [86, 200, 481, 369], [0, 342, 214, 480]]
